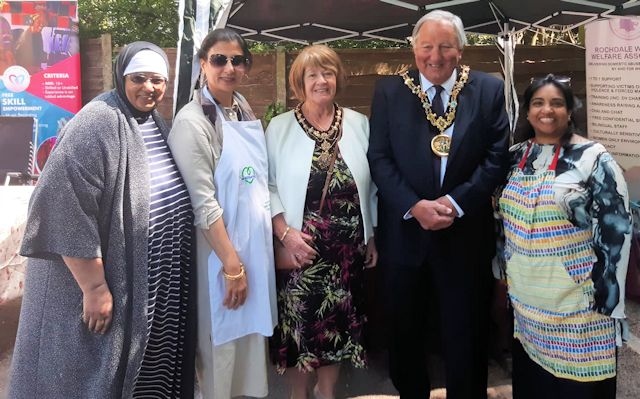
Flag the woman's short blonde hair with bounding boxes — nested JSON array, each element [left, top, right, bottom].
[[289, 45, 346, 102]]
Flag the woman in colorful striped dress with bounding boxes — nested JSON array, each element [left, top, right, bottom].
[[497, 74, 632, 398], [10, 42, 196, 398]]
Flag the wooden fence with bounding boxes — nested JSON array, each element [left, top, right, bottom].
[[79, 35, 587, 123]]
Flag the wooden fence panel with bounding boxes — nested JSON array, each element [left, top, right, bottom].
[[78, 38, 587, 123]]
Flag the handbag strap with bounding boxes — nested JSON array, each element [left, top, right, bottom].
[[318, 124, 342, 214], [318, 147, 339, 215]]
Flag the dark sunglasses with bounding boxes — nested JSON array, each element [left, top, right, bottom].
[[208, 54, 248, 68], [128, 74, 167, 86], [530, 74, 571, 87]]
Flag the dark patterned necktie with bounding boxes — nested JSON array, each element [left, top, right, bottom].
[[431, 85, 445, 117], [431, 85, 445, 189]]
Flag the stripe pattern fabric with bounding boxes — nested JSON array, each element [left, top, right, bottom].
[[132, 117, 194, 397], [499, 142, 617, 382]]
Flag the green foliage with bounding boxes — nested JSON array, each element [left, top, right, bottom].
[[249, 39, 410, 53], [519, 27, 582, 46], [248, 34, 497, 53], [323, 38, 410, 49], [78, 0, 179, 47], [466, 33, 496, 45], [262, 101, 286, 128], [249, 41, 304, 54]]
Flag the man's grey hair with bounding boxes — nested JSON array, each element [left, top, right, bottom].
[[411, 9, 467, 49]]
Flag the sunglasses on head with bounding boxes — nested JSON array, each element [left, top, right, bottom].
[[128, 74, 167, 86], [530, 75, 571, 87], [208, 54, 248, 68]]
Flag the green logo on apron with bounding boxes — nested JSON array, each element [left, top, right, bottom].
[[240, 166, 256, 184]]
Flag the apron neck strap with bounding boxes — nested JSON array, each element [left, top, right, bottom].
[[518, 140, 561, 172]]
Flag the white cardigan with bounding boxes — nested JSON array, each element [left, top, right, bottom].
[[266, 108, 377, 243]]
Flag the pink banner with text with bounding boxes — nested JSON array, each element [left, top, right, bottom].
[[0, 0, 80, 174], [585, 17, 640, 171]]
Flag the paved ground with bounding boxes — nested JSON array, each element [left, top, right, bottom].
[[251, 352, 513, 399], [2, 299, 639, 398]]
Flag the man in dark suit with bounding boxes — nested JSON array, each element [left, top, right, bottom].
[[367, 9, 510, 399]]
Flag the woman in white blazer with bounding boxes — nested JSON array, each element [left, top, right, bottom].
[[266, 44, 378, 399]]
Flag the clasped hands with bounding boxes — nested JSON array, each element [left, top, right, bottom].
[[410, 196, 457, 231]]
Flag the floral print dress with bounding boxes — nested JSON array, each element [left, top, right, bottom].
[[270, 140, 368, 374]]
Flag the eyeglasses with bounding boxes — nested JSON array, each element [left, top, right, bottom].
[[208, 54, 248, 68], [128, 74, 167, 86], [530, 75, 571, 87]]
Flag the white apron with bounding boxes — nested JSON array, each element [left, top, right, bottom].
[[208, 107, 277, 346]]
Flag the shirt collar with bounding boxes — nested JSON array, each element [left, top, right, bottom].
[[202, 86, 240, 120], [419, 69, 457, 95], [202, 85, 217, 104]]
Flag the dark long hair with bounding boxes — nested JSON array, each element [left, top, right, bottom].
[[515, 74, 577, 145], [197, 28, 252, 70]]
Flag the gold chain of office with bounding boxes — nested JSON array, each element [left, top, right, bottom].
[[294, 103, 344, 169], [400, 65, 470, 134]]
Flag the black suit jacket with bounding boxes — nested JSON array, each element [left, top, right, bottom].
[[368, 69, 510, 268]]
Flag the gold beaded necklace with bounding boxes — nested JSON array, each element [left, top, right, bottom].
[[400, 65, 470, 156], [295, 103, 343, 169]]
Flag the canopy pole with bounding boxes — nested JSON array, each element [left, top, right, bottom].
[[497, 21, 519, 143], [173, 0, 234, 117]]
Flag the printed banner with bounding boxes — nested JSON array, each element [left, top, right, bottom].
[[0, 0, 80, 174], [585, 17, 640, 171]]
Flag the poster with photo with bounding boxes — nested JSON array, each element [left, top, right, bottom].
[[0, 0, 80, 174]]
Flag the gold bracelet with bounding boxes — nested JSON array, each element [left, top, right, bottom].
[[280, 226, 290, 242], [223, 264, 245, 281]]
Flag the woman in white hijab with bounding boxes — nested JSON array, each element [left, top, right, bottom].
[[9, 41, 197, 398]]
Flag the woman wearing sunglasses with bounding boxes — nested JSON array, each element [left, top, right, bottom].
[[9, 42, 197, 398], [266, 45, 378, 399], [168, 28, 276, 399], [496, 74, 632, 398]]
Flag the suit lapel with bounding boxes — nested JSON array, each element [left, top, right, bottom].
[[446, 71, 474, 169], [409, 69, 431, 130], [403, 69, 438, 194], [400, 70, 433, 148], [391, 70, 435, 196]]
